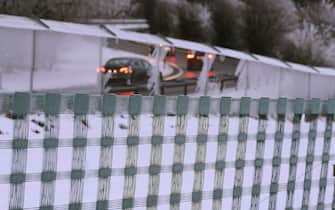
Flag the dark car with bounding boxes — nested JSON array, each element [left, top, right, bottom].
[[97, 57, 163, 88], [186, 51, 205, 71]]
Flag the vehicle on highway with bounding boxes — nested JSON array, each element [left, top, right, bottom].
[[97, 57, 162, 87], [97, 56, 182, 89], [186, 50, 205, 71]]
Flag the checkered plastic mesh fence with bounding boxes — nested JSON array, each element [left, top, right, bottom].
[[0, 93, 334, 210]]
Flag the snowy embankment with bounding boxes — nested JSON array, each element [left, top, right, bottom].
[[0, 110, 333, 209]]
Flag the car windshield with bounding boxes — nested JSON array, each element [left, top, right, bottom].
[[105, 58, 130, 67], [196, 52, 205, 56]]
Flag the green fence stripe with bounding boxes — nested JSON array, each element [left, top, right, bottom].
[[123, 103, 141, 208], [301, 117, 318, 208], [74, 94, 89, 114], [258, 98, 269, 116], [191, 96, 211, 209], [170, 98, 188, 209], [285, 105, 302, 209], [97, 99, 115, 209], [9, 94, 30, 209], [192, 113, 209, 210], [69, 98, 89, 206], [44, 93, 61, 115], [220, 97, 231, 115], [128, 95, 142, 115], [305, 99, 320, 115], [250, 116, 267, 210], [232, 114, 249, 210], [147, 114, 165, 209], [239, 97, 251, 116], [212, 113, 230, 210], [277, 98, 287, 115], [292, 98, 304, 115], [102, 94, 116, 115], [199, 96, 210, 115], [153, 95, 166, 115], [326, 99, 335, 114], [320, 116, 333, 208], [40, 102, 60, 207], [176, 96, 188, 115], [13, 92, 30, 115]]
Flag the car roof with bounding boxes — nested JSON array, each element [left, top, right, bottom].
[[105, 57, 151, 68], [107, 57, 148, 62]]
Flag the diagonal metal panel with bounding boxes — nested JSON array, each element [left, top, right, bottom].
[[104, 25, 170, 46]]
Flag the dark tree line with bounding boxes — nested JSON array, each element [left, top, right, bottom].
[[144, 0, 335, 66], [1, 0, 334, 66], [0, 0, 139, 21]]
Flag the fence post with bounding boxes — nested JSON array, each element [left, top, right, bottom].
[[195, 54, 215, 96], [307, 73, 312, 99], [232, 97, 250, 210], [183, 84, 187, 95], [278, 68, 283, 97], [321, 99, 335, 209], [301, 99, 320, 209], [147, 95, 166, 209], [212, 97, 231, 210], [268, 98, 287, 210], [122, 95, 142, 209], [99, 38, 104, 94], [96, 94, 116, 210], [192, 96, 210, 210], [68, 94, 90, 209], [40, 93, 61, 208], [29, 31, 36, 92], [250, 98, 269, 210], [170, 96, 189, 210], [9, 92, 31, 210], [285, 98, 304, 210]]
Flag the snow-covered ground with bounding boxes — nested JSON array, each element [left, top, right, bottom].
[[0, 110, 333, 209]]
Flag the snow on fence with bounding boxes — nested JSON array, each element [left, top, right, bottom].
[[0, 92, 334, 209]]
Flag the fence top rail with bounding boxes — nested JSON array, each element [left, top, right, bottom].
[[0, 92, 334, 117]]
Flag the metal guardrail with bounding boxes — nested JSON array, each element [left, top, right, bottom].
[[107, 75, 238, 95]]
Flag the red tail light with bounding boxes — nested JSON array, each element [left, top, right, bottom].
[[96, 67, 106, 73], [208, 71, 215, 77], [118, 91, 134, 96]]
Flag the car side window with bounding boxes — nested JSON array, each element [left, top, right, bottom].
[[131, 60, 142, 69], [141, 60, 151, 70], [106, 59, 129, 67]]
